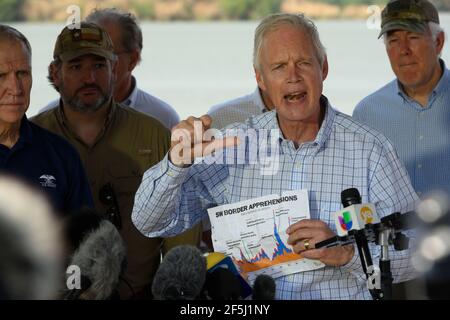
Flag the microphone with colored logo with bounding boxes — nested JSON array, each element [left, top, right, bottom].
[[335, 188, 380, 236], [316, 188, 380, 299], [337, 188, 379, 290]]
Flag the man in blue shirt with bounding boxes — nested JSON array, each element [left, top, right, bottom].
[[0, 24, 93, 216], [353, 0, 449, 197], [132, 13, 418, 299]]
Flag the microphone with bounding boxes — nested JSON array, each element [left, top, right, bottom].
[[335, 188, 377, 281], [204, 252, 252, 300], [152, 245, 207, 300], [252, 274, 276, 300], [64, 215, 127, 300], [204, 267, 242, 300], [335, 188, 380, 236]]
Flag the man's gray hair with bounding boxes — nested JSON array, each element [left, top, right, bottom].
[[429, 21, 444, 41], [253, 13, 326, 70], [86, 8, 143, 61], [0, 24, 32, 59]]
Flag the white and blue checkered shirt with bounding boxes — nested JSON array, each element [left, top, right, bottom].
[[133, 96, 418, 300]]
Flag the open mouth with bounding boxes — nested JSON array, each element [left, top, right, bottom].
[[284, 91, 306, 103]]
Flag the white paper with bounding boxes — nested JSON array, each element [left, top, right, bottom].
[[207, 190, 325, 282]]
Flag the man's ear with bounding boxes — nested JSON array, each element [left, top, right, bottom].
[[322, 56, 329, 81], [111, 60, 118, 82], [128, 49, 140, 72], [255, 66, 267, 92], [50, 63, 61, 86], [435, 31, 445, 56]]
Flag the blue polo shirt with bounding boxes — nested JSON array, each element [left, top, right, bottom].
[[0, 116, 94, 215], [353, 59, 450, 197]]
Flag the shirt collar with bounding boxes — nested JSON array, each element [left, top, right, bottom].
[[56, 100, 117, 140], [432, 59, 450, 96], [253, 95, 335, 149], [122, 76, 138, 107], [252, 87, 269, 113], [19, 115, 33, 145]]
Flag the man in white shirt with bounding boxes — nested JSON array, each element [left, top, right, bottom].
[[208, 87, 274, 129]]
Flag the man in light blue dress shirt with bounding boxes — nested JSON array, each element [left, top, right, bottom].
[[353, 0, 449, 197], [132, 13, 418, 299]]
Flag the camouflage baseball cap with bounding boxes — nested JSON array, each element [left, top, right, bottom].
[[53, 22, 116, 62], [378, 0, 440, 38]]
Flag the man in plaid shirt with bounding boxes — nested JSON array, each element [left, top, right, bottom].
[[132, 13, 418, 299]]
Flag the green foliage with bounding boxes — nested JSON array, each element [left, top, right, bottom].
[[0, 0, 25, 22], [323, 0, 386, 5], [131, 0, 156, 20], [251, 0, 283, 19], [220, 0, 282, 20]]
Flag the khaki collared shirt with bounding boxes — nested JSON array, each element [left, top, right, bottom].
[[32, 102, 201, 298]]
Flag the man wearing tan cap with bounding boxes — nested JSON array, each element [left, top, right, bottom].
[[32, 22, 201, 299]]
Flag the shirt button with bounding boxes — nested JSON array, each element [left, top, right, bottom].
[[295, 163, 301, 169], [419, 135, 424, 140], [418, 164, 422, 169]]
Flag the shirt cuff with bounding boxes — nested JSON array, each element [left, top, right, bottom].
[[159, 152, 192, 185]]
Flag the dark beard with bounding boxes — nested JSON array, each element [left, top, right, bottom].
[[61, 83, 113, 114]]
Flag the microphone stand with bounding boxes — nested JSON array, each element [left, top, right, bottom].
[[316, 212, 412, 300]]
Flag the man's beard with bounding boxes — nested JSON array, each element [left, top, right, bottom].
[[60, 81, 113, 113]]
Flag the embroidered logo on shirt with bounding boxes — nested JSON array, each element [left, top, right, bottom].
[[39, 175, 57, 188], [138, 149, 152, 155]]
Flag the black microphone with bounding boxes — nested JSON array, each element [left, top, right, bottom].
[[252, 274, 276, 300], [152, 245, 207, 300], [204, 267, 243, 300], [340, 188, 375, 277]]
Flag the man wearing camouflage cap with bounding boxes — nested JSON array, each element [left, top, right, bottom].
[[354, 0, 449, 197], [32, 22, 202, 299], [354, 2, 447, 297]]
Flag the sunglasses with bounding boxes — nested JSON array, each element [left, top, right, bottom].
[[99, 182, 122, 230]]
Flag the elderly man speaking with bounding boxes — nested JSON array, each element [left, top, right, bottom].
[[132, 13, 418, 300]]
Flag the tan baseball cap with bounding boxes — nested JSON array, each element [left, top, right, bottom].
[[53, 22, 116, 62], [378, 0, 440, 38]]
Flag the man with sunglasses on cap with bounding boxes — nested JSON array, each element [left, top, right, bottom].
[[32, 22, 202, 299], [354, 0, 448, 198]]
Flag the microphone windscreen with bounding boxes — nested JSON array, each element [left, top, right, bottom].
[[252, 274, 276, 300], [341, 188, 362, 207], [152, 245, 206, 300], [66, 219, 126, 300]]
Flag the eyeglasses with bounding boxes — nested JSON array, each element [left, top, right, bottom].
[[99, 182, 122, 230]]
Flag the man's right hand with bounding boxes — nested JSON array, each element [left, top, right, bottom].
[[169, 115, 239, 167]]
